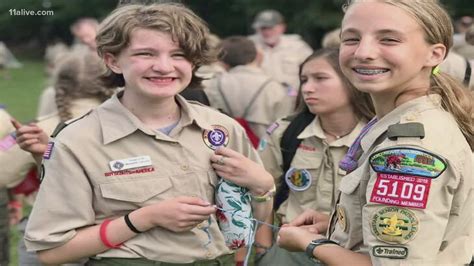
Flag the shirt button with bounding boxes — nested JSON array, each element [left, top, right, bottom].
[[196, 222, 204, 229], [206, 251, 213, 258], [181, 165, 189, 170]]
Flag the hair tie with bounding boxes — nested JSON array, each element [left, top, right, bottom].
[[432, 65, 441, 76]]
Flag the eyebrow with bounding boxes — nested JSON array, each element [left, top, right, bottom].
[[341, 27, 405, 35]]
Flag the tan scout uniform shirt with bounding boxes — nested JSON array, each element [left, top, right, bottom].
[[248, 34, 313, 94], [259, 116, 365, 223], [206, 65, 293, 139], [328, 95, 473, 264], [25, 93, 262, 263], [0, 98, 101, 188]]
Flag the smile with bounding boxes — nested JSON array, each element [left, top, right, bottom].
[[353, 68, 389, 75], [146, 77, 176, 82]]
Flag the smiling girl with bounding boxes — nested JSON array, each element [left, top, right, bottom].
[[277, 0, 473, 265]]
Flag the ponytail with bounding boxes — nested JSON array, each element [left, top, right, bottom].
[[431, 73, 474, 150]]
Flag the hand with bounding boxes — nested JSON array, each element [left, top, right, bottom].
[[210, 147, 274, 195], [277, 225, 323, 252], [144, 196, 215, 232], [289, 209, 330, 234], [11, 119, 49, 156]]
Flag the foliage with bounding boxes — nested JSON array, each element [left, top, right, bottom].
[[1, 0, 473, 52]]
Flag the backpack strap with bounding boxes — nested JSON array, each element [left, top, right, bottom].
[[273, 110, 315, 210], [241, 79, 272, 119], [216, 75, 272, 119], [464, 58, 471, 87]]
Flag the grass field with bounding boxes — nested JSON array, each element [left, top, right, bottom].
[[0, 59, 47, 122], [0, 58, 46, 266]]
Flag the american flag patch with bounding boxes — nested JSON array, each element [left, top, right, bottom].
[[0, 133, 16, 151], [43, 142, 55, 159], [266, 122, 280, 135]]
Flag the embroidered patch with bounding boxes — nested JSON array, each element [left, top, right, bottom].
[[285, 167, 312, 191], [43, 142, 55, 159], [297, 144, 316, 152], [369, 148, 446, 178], [372, 245, 408, 259], [0, 133, 16, 151], [109, 156, 152, 171], [257, 138, 267, 151], [266, 122, 280, 135], [370, 173, 431, 209], [202, 125, 230, 150], [336, 205, 348, 232], [370, 206, 418, 244]]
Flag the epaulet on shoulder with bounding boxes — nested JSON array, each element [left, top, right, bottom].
[[186, 100, 207, 107], [387, 122, 425, 140], [50, 110, 92, 138]]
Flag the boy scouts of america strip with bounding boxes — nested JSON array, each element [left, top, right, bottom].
[[43, 142, 55, 159], [0, 133, 16, 151]]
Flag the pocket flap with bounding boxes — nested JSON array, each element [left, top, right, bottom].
[[100, 177, 172, 203]]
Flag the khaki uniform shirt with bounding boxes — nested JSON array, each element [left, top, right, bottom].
[[206, 65, 293, 139], [25, 93, 262, 263], [36, 86, 58, 118], [249, 34, 313, 110], [328, 95, 473, 264], [259, 116, 365, 223], [0, 98, 101, 188]]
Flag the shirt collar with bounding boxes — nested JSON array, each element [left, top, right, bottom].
[[297, 117, 366, 148], [360, 94, 441, 152]]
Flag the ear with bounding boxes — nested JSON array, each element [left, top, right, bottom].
[[425, 43, 446, 67], [103, 53, 122, 74]]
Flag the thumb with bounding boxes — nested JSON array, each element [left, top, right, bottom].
[[10, 118, 22, 130]]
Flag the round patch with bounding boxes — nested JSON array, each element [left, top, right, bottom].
[[370, 206, 419, 244], [203, 125, 230, 150], [284, 167, 312, 191], [336, 205, 348, 232]]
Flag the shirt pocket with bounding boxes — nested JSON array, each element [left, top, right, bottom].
[[98, 175, 173, 213], [287, 152, 323, 205], [206, 170, 219, 203]]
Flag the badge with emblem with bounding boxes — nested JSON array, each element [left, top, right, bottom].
[[369, 148, 446, 178], [285, 167, 312, 191], [203, 125, 229, 150], [336, 205, 348, 232], [370, 206, 418, 244], [372, 245, 408, 259]]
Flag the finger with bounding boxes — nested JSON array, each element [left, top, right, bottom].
[[288, 213, 313, 227], [214, 147, 243, 159], [177, 196, 211, 207], [10, 119, 22, 130], [183, 205, 215, 216]]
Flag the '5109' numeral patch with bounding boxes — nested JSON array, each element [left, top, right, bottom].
[[370, 173, 431, 209]]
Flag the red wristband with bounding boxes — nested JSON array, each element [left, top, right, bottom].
[[99, 219, 122, 249]]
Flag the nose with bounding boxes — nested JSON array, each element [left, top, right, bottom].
[[301, 79, 315, 94], [353, 38, 377, 61], [151, 55, 173, 73]]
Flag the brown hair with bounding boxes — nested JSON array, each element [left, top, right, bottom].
[[295, 48, 375, 121], [220, 36, 257, 67], [96, 3, 218, 88], [344, 0, 474, 150], [54, 52, 114, 122]]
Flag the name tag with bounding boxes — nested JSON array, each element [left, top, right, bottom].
[[109, 156, 152, 171]]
